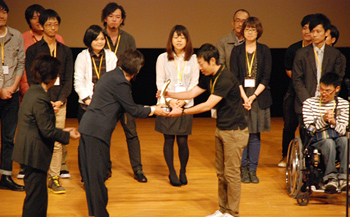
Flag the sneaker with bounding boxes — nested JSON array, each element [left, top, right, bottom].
[[223, 213, 234, 217], [249, 170, 259, 184], [60, 170, 71, 179], [277, 157, 287, 168], [206, 210, 224, 217], [17, 171, 25, 179], [339, 179, 348, 191], [241, 166, 250, 183], [324, 178, 338, 193], [48, 176, 66, 194]]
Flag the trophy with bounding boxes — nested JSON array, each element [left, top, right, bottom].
[[157, 79, 171, 112]]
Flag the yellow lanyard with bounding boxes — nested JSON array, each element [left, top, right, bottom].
[[174, 57, 186, 84], [106, 34, 121, 55], [50, 43, 57, 58], [313, 49, 322, 73], [246, 50, 256, 77], [92, 55, 104, 79], [319, 97, 336, 118], [210, 66, 225, 94], [1, 38, 4, 65]]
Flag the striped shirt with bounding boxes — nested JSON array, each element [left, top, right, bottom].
[[303, 96, 349, 135]]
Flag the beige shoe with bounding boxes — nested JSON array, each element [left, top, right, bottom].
[[278, 157, 287, 168], [48, 176, 66, 194]]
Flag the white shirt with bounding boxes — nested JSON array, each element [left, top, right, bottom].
[[313, 43, 325, 96], [156, 52, 199, 108]]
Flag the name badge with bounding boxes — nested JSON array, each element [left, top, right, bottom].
[[2, 65, 9, 75], [54, 76, 60, 86], [175, 83, 186, 93], [211, 108, 217, 119], [244, 78, 255, 87]]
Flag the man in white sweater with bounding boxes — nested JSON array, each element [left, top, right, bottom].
[[303, 72, 349, 192]]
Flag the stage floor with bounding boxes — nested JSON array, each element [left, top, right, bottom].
[[0, 117, 347, 217]]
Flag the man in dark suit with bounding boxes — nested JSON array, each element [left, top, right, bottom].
[[292, 14, 346, 130], [78, 50, 167, 217], [12, 55, 80, 217]]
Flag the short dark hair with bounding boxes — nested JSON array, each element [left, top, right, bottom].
[[309, 13, 331, 32], [329, 25, 339, 46], [39, 9, 61, 26], [31, 54, 61, 85], [166, 25, 193, 61], [117, 49, 144, 76], [25, 4, 45, 29], [83, 25, 105, 49], [300, 14, 314, 27], [197, 43, 219, 64], [101, 2, 126, 27], [0, 0, 9, 13], [320, 72, 341, 88], [241, 17, 263, 40], [233, 9, 250, 20]]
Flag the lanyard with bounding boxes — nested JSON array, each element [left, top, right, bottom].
[[313, 49, 322, 73], [92, 55, 104, 79], [1, 38, 4, 65], [245, 50, 256, 77], [319, 97, 336, 118], [30, 30, 39, 43], [210, 66, 225, 94], [50, 43, 57, 58], [174, 58, 186, 84], [106, 34, 121, 55]]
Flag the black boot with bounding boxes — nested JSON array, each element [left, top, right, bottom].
[[0, 175, 25, 191], [249, 170, 259, 184], [241, 166, 250, 183]]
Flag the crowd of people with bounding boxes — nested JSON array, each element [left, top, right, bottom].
[[0, 0, 347, 217]]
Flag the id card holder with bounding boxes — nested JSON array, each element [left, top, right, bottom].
[[54, 76, 60, 86], [211, 108, 217, 119], [175, 83, 186, 93], [244, 78, 255, 87], [2, 65, 9, 75]]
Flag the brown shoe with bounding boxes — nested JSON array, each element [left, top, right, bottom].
[[48, 176, 66, 194]]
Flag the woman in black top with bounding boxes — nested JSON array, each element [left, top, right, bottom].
[[230, 17, 272, 184]]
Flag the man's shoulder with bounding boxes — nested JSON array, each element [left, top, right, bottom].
[[120, 29, 135, 40], [7, 26, 21, 37], [217, 32, 236, 45], [337, 97, 349, 105], [287, 41, 302, 51]]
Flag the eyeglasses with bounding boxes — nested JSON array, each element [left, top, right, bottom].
[[244, 28, 257, 33], [44, 23, 59, 28], [319, 88, 336, 95], [234, 18, 246, 23]]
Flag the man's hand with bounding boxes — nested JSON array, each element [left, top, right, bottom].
[[0, 87, 14, 99], [84, 99, 91, 106], [168, 106, 182, 117], [51, 101, 63, 113], [64, 127, 80, 139], [323, 110, 336, 125], [152, 105, 169, 116], [176, 100, 186, 108]]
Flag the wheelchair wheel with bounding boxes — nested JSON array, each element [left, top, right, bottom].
[[286, 137, 303, 198], [296, 192, 309, 206]]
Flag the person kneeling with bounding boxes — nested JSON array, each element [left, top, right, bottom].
[[302, 72, 348, 192]]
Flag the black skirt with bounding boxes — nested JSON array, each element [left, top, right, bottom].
[[155, 115, 193, 135]]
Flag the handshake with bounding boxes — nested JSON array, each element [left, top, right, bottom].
[[63, 128, 81, 140]]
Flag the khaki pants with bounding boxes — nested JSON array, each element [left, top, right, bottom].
[[215, 127, 249, 217], [48, 104, 66, 177]]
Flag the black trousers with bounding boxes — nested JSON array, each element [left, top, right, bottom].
[[22, 166, 48, 217], [79, 134, 110, 217], [282, 93, 299, 157]]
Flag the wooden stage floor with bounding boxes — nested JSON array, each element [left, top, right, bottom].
[[0, 117, 347, 217]]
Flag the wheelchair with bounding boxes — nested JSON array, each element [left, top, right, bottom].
[[285, 124, 346, 206]]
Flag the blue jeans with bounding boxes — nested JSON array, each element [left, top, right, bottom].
[[241, 133, 261, 171], [0, 92, 19, 175]]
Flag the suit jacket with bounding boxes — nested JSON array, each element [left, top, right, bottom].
[[78, 67, 151, 144], [216, 31, 240, 70], [292, 44, 346, 114], [12, 84, 70, 172], [230, 42, 273, 109]]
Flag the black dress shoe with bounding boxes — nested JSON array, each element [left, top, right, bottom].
[[0, 175, 25, 191], [169, 174, 181, 187], [179, 173, 187, 185], [134, 170, 147, 183]]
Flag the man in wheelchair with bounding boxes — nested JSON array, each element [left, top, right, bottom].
[[302, 73, 349, 192]]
